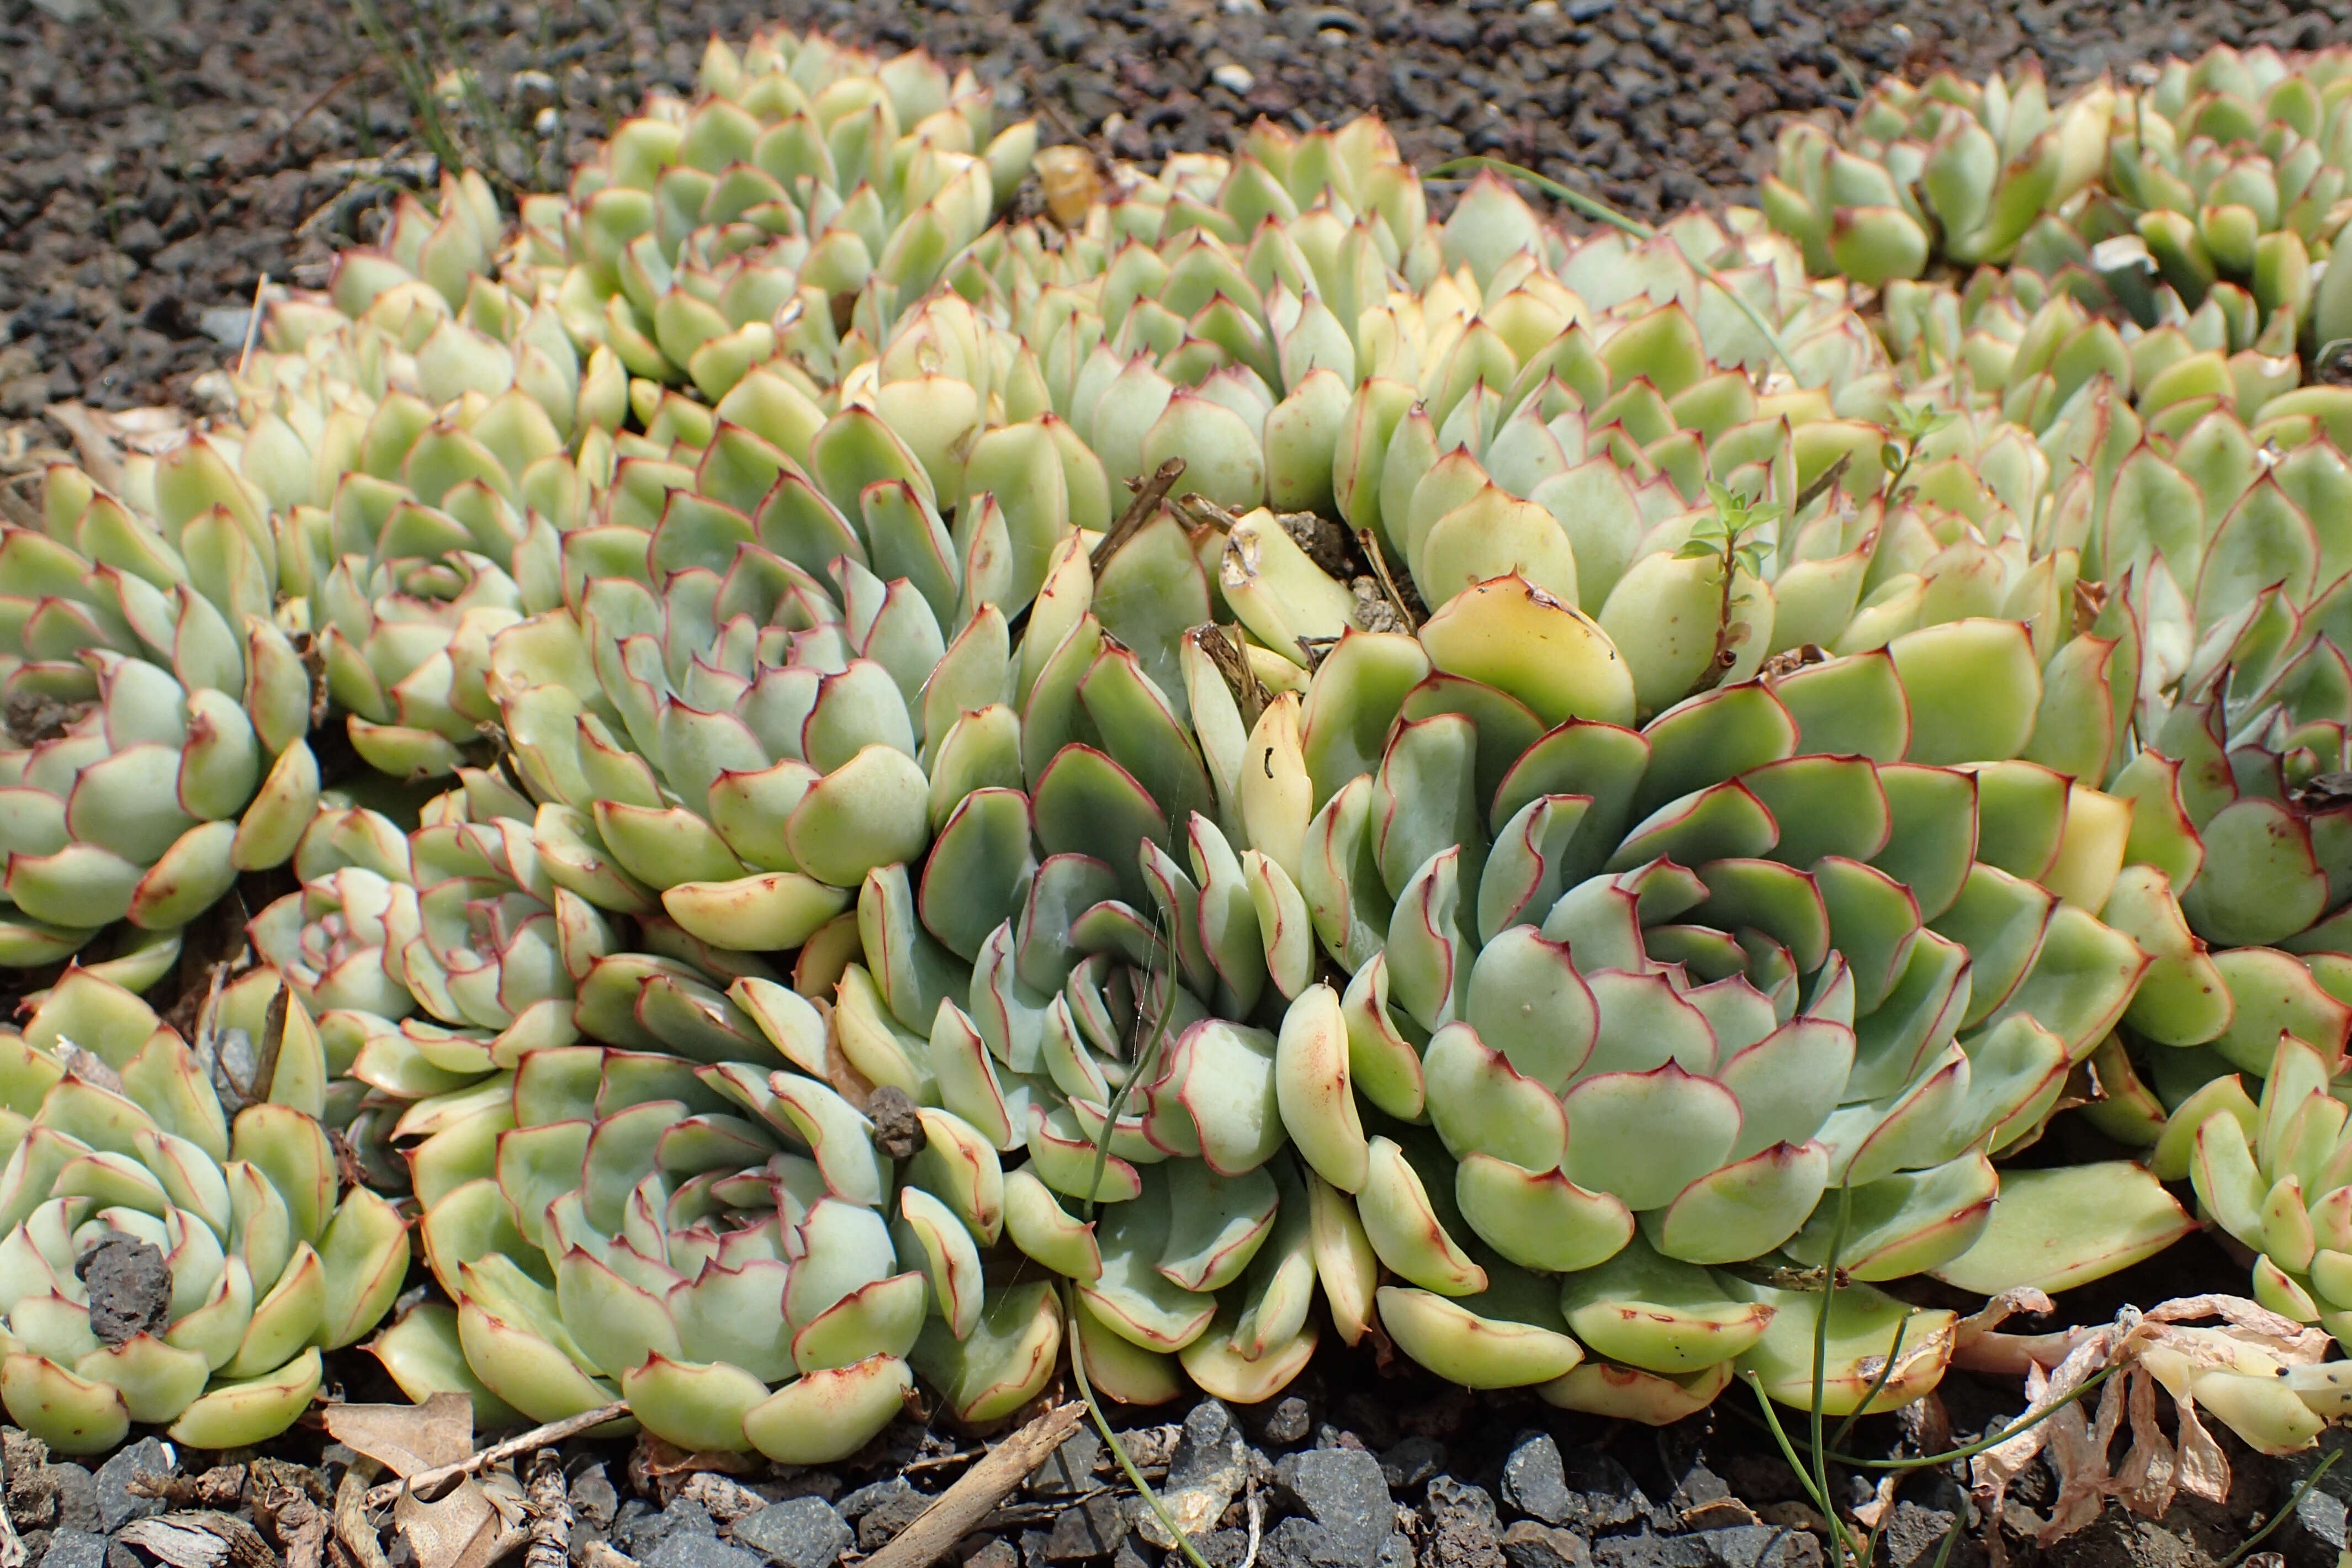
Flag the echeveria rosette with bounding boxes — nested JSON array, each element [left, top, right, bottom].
[[249, 792, 614, 1087], [492, 30, 1039, 402], [1763, 44, 2352, 348], [798, 393, 2199, 1424], [378, 1042, 1059, 1457], [1, 463, 320, 978], [1763, 63, 2115, 287], [951, 166, 1899, 559], [0, 970, 407, 1453], [1983, 371, 2352, 1138], [2131, 1031, 2352, 1453]]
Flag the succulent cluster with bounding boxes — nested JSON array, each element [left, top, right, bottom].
[[14, 24, 2352, 1461], [0, 972, 405, 1452], [1764, 46, 2352, 352]]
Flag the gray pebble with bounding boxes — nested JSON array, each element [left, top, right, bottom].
[[1258, 1398, 1311, 1447], [1593, 1528, 1821, 1568], [94, 1439, 171, 1532], [1040, 1495, 1129, 1561], [571, 1466, 619, 1529], [622, 1499, 714, 1559], [730, 1498, 851, 1568], [1504, 1521, 1595, 1568], [1381, 1437, 1447, 1492], [1030, 1430, 1103, 1497], [850, 1481, 930, 1553], [1501, 1436, 1648, 1535], [38, 1530, 105, 1568], [1274, 1448, 1393, 1561], [647, 1533, 761, 1568], [46, 1468, 99, 1535]]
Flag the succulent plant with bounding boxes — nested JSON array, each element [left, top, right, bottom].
[[374, 1043, 1057, 1458], [2, 464, 319, 976], [0, 971, 406, 1452], [315, 32, 1041, 405], [1763, 65, 2115, 285], [1765, 45, 2352, 351], [32, 9, 2352, 1467]]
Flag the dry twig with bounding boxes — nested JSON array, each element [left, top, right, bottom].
[[1088, 457, 1186, 573], [1353, 527, 1417, 632], [521, 1454, 569, 1568], [333, 1466, 391, 1568], [237, 274, 270, 379], [860, 1402, 1088, 1568], [365, 1403, 631, 1510], [1191, 622, 1268, 732]]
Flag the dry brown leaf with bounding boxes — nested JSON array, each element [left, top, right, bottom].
[[394, 1473, 526, 1568], [325, 1394, 475, 1479], [45, 401, 191, 500], [1968, 1294, 2333, 1564]]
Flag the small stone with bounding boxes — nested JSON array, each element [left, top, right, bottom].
[[1275, 1448, 1392, 1561], [1259, 1399, 1312, 1447], [115, 219, 164, 261], [195, 306, 255, 347], [836, 1478, 915, 1522], [38, 1531, 105, 1568], [623, 1500, 715, 1559], [1500, 1435, 1575, 1526], [1136, 1401, 1247, 1549], [1259, 1518, 1357, 1568], [1425, 1477, 1504, 1568], [571, 1467, 619, 1529], [730, 1498, 851, 1568], [107, 1541, 143, 1568], [0, 378, 48, 419], [1030, 1430, 1103, 1497], [76, 1235, 171, 1348], [1041, 1496, 1129, 1561], [1879, 1502, 1971, 1568], [94, 1439, 171, 1532], [2285, 1430, 2352, 1556], [866, 1086, 923, 1158], [1380, 1437, 1445, 1492], [1668, 1465, 1729, 1514], [648, 1534, 761, 1568], [1177, 1529, 1253, 1568], [1037, 5, 1087, 59], [1502, 1522, 1593, 1568], [965, 1545, 1020, 1568], [1592, 1528, 1820, 1568], [46, 1467, 98, 1534], [851, 1482, 930, 1553], [1209, 63, 1256, 95], [1502, 1438, 1646, 1535]]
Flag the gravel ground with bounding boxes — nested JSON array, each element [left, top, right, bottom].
[[0, 1299, 2313, 1568], [2, 0, 2348, 430]]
